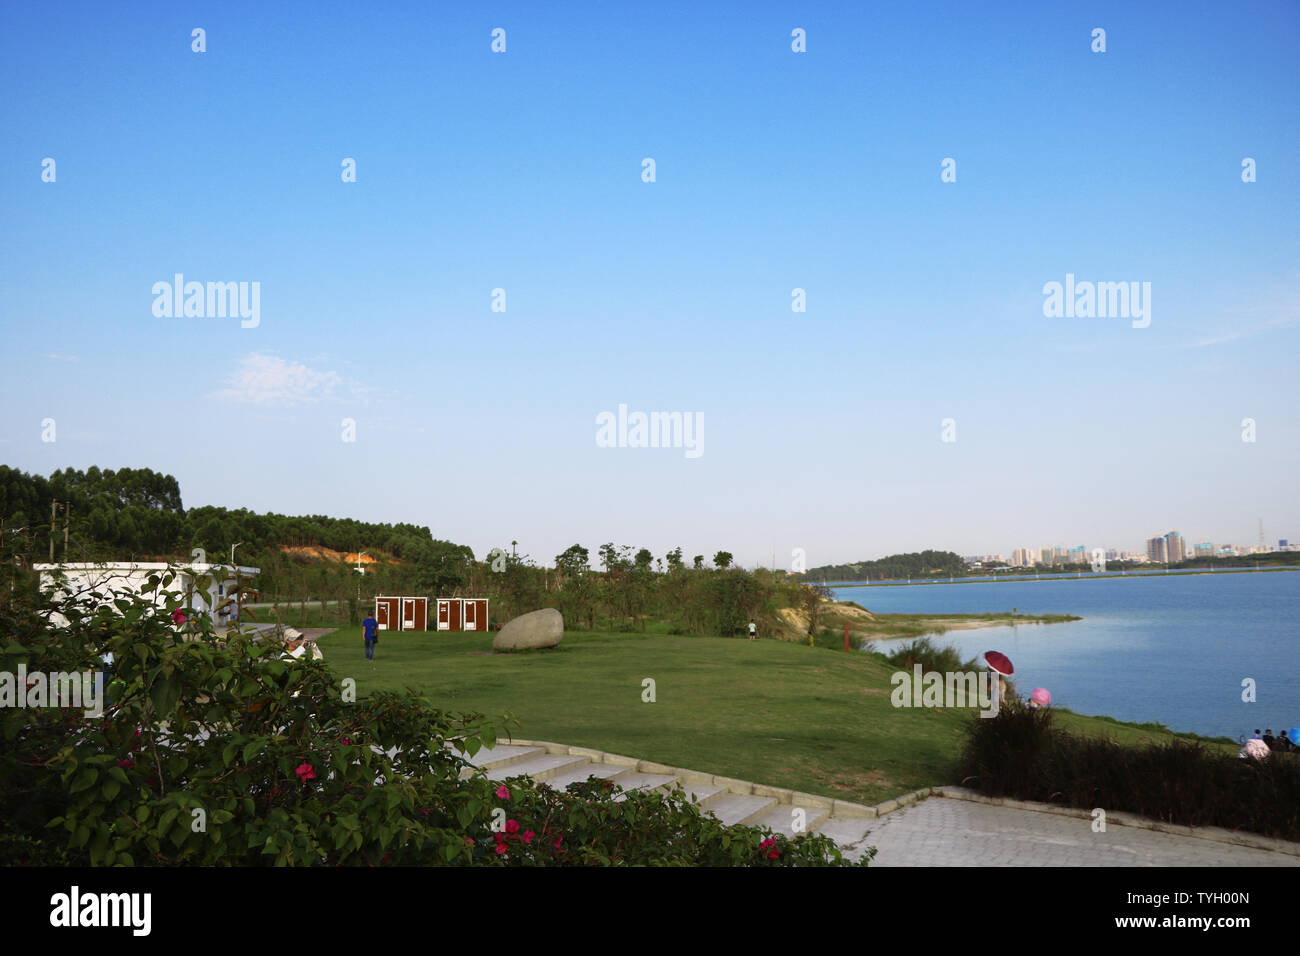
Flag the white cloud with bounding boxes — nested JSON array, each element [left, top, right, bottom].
[[212, 353, 343, 405]]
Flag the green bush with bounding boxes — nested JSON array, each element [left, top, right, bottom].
[[883, 637, 978, 674], [959, 702, 1300, 840]]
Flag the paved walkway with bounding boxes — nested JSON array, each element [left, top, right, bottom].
[[842, 795, 1300, 866]]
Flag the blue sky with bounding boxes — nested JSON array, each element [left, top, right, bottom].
[[2, 1, 1297, 568]]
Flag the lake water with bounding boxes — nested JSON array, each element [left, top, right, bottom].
[[829, 571, 1300, 741]]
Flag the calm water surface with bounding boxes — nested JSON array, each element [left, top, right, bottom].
[[830, 571, 1300, 740]]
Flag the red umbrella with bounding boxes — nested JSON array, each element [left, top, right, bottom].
[[984, 650, 1014, 676]]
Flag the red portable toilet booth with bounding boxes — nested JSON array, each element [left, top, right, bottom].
[[436, 598, 461, 631], [463, 598, 489, 632], [375, 596, 400, 631], [401, 596, 428, 631]]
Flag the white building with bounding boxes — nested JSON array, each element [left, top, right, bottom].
[[36, 562, 261, 627]]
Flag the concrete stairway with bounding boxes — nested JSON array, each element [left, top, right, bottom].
[[457, 740, 876, 845]]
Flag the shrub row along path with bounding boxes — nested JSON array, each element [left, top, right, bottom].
[[472, 741, 1300, 867]]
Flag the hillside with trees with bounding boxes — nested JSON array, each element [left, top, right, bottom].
[[805, 550, 966, 583], [2, 465, 838, 636]]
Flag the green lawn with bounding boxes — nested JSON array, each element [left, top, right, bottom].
[[317, 627, 1236, 806]]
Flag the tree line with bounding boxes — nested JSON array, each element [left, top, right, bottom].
[[805, 550, 966, 582]]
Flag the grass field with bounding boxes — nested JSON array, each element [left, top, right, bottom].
[[315, 627, 1236, 806]]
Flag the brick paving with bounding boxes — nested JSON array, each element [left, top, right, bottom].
[[839, 795, 1300, 866]]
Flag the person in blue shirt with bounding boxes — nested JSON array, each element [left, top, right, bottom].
[[362, 614, 379, 660]]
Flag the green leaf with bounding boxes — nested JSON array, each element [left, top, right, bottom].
[[151, 676, 181, 714], [242, 739, 263, 763], [70, 768, 98, 794], [159, 808, 179, 836]]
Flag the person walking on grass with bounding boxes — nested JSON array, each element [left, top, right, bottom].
[[748, 619, 757, 641], [362, 612, 379, 661]]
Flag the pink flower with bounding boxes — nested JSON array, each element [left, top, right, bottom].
[[117, 758, 134, 770], [522, 830, 534, 844], [553, 835, 563, 849], [759, 837, 776, 850], [172, 609, 187, 625], [495, 785, 510, 800], [767, 850, 780, 860], [341, 738, 352, 746], [505, 819, 520, 834], [295, 763, 316, 781], [495, 843, 508, 855]]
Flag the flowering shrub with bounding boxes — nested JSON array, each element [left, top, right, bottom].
[[0, 561, 871, 866], [469, 777, 871, 867]]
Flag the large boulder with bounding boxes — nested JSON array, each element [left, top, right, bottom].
[[493, 608, 564, 651]]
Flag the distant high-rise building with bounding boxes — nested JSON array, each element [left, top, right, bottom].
[[1194, 542, 1214, 558], [1146, 536, 1168, 563], [1011, 548, 1036, 567], [1163, 531, 1187, 563]]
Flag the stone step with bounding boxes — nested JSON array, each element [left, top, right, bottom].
[[459, 744, 544, 771], [609, 772, 681, 800], [752, 804, 830, 838], [702, 794, 778, 826], [541, 761, 630, 791], [484, 753, 591, 782], [676, 783, 727, 808]]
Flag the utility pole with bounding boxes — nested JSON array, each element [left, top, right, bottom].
[[50, 500, 58, 562]]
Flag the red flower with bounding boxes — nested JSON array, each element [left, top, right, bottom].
[[522, 830, 534, 844], [495, 843, 508, 855], [759, 837, 776, 850], [553, 835, 563, 849], [117, 758, 134, 770], [768, 850, 780, 860], [341, 738, 352, 746], [505, 819, 520, 834], [495, 785, 510, 800], [295, 763, 316, 781], [172, 609, 187, 625]]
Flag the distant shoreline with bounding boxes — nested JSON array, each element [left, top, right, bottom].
[[822, 566, 1300, 589]]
